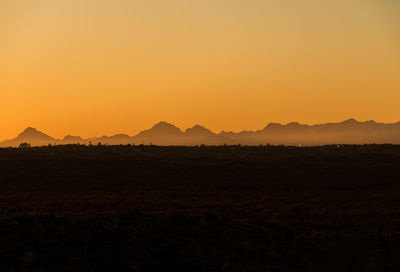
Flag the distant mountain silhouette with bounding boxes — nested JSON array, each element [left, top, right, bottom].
[[2, 119, 400, 147], [185, 125, 214, 137], [137, 122, 183, 137], [93, 134, 132, 145], [132, 122, 184, 145], [184, 125, 222, 145], [17, 127, 54, 141], [3, 127, 56, 146], [62, 135, 84, 144]]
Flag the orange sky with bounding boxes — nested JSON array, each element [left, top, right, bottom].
[[1, 0, 400, 139]]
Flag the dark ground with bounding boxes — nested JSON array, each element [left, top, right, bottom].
[[1, 145, 400, 271]]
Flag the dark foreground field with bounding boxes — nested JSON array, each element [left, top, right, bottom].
[[1, 145, 400, 271]]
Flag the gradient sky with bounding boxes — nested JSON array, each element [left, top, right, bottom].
[[1, 0, 400, 139]]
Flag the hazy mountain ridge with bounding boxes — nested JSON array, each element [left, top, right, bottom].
[[2, 119, 400, 147]]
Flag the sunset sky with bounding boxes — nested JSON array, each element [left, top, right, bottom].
[[1, 0, 400, 139]]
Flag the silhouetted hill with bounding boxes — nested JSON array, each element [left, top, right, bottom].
[[1, 127, 55, 147], [91, 134, 132, 145], [185, 125, 215, 137], [2, 119, 400, 147], [17, 127, 54, 141], [146, 121, 183, 135], [252, 119, 400, 145], [61, 135, 84, 144], [132, 122, 184, 145]]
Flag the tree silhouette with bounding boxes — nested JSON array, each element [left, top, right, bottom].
[[19, 142, 31, 148]]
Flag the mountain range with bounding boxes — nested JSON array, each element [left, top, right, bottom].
[[2, 119, 400, 147]]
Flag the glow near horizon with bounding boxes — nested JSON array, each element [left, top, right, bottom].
[[1, 0, 400, 139]]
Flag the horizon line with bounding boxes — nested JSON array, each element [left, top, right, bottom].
[[3, 118, 400, 142]]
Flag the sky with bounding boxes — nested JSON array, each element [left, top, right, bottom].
[[1, 0, 400, 139]]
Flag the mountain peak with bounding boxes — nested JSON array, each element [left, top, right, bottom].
[[63, 135, 84, 141], [152, 121, 180, 130], [264, 123, 283, 129], [286, 122, 307, 128], [137, 121, 183, 137], [18, 127, 50, 138], [192, 124, 206, 129], [15, 127, 54, 143], [341, 118, 359, 124], [185, 125, 214, 136], [21, 127, 39, 134]]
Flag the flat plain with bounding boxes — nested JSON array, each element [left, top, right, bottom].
[[1, 145, 399, 271]]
